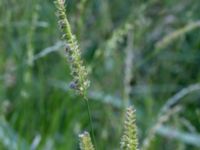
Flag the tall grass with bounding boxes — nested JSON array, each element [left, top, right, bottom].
[[0, 0, 200, 149]]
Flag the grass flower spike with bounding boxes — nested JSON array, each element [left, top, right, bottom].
[[121, 106, 138, 150], [54, 0, 90, 96], [79, 131, 95, 150]]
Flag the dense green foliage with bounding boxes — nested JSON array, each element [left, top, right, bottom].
[[0, 0, 200, 149]]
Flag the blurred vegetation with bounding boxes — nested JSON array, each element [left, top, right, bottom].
[[0, 0, 200, 149]]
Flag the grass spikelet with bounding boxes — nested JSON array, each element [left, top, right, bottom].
[[54, 0, 90, 97], [79, 131, 95, 150], [121, 106, 138, 150]]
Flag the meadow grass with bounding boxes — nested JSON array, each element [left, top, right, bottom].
[[0, 0, 200, 149]]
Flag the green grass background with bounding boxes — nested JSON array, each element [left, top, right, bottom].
[[0, 0, 200, 149]]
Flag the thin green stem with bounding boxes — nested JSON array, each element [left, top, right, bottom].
[[84, 97, 97, 150]]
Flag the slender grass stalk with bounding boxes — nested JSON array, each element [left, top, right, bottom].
[[84, 97, 97, 149], [141, 83, 200, 150], [141, 106, 182, 150], [156, 21, 200, 50], [54, 0, 96, 148], [156, 125, 200, 147], [54, 0, 90, 97], [123, 28, 134, 109]]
